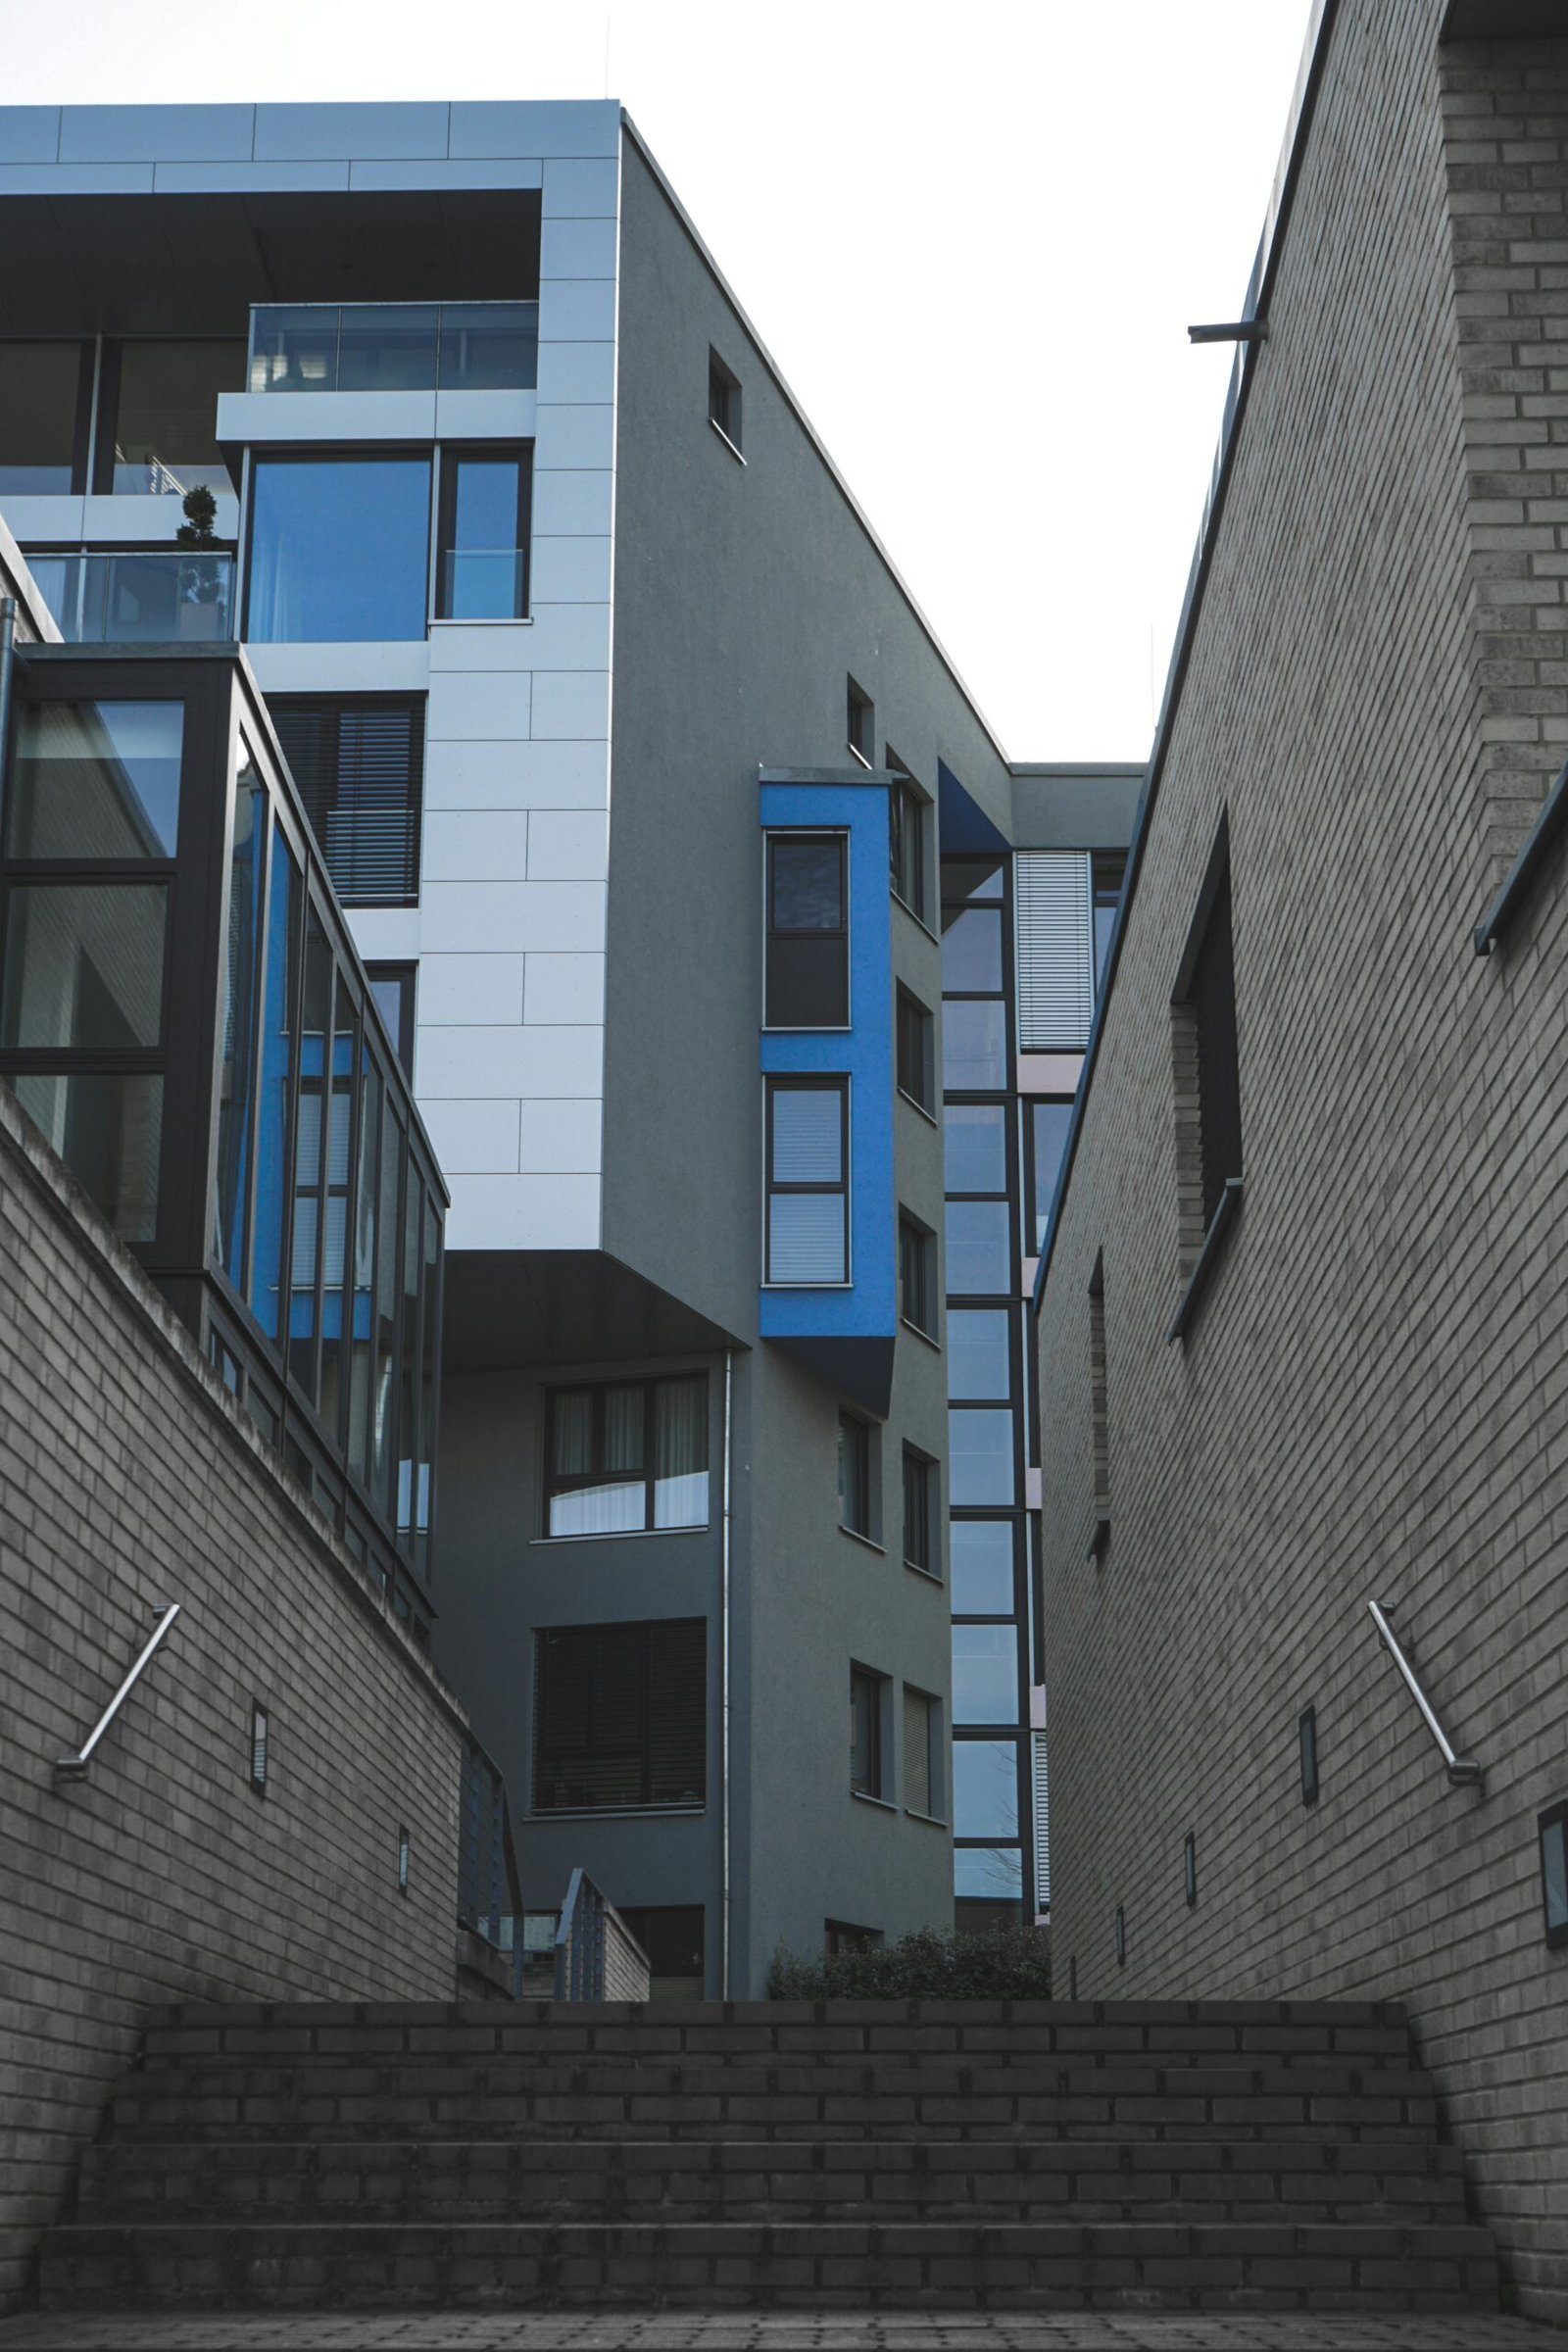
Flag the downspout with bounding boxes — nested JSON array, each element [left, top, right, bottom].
[[721, 1346, 734, 2000], [0, 599, 17, 806]]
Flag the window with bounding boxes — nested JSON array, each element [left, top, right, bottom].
[[904, 1686, 941, 1818], [544, 1375, 710, 1537], [945, 1198, 1009, 1295], [1092, 852, 1126, 992], [896, 986, 935, 1113], [1089, 1253, 1109, 1540], [942, 905, 1004, 995], [1115, 1904, 1127, 1966], [708, 348, 742, 453], [948, 1308, 1011, 1401], [1033, 1731, 1051, 1911], [1173, 823, 1243, 1241], [942, 999, 1006, 1092], [952, 1623, 1018, 1723], [951, 1519, 1014, 1614], [898, 1213, 936, 1338], [435, 445, 532, 620], [1015, 851, 1094, 1052], [617, 1904, 707, 1996], [888, 761, 927, 920], [765, 1078, 849, 1284], [270, 697, 425, 907], [1184, 1831, 1198, 1909], [1026, 1099, 1074, 1253], [94, 339, 245, 497], [826, 1918, 883, 1954], [533, 1618, 707, 1812], [366, 962, 416, 1077], [847, 676, 874, 767], [765, 834, 848, 1028], [838, 1411, 874, 1540], [850, 1664, 887, 1797], [954, 1738, 1019, 1838], [245, 454, 433, 643], [902, 1445, 936, 1574], [955, 1847, 1023, 1900], [0, 340, 91, 492], [1539, 1804, 1568, 1949], [944, 1102, 1006, 1195]]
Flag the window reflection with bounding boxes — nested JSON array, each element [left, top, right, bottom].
[[945, 1199, 1010, 1295], [953, 1624, 1019, 1723], [954, 1740, 1020, 1838], [11, 1071, 163, 1242], [942, 999, 1005, 1092], [950, 1519, 1015, 1614], [955, 1845, 1024, 1898], [944, 1102, 1006, 1195], [246, 456, 432, 643], [949, 1407, 1016, 1507], [8, 701, 183, 860]]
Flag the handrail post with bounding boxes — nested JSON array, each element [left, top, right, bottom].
[[55, 1603, 181, 1781], [1367, 1600, 1482, 1788]]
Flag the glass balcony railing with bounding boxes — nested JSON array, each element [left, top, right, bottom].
[[439, 548, 528, 622], [247, 302, 539, 396], [30, 551, 235, 645]]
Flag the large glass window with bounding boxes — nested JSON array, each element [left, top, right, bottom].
[[765, 835, 849, 1029], [948, 1309, 1011, 1401], [765, 1078, 849, 1284], [95, 340, 244, 497], [7, 701, 183, 862], [949, 1407, 1015, 1506], [0, 342, 88, 493], [533, 1618, 707, 1812], [953, 1623, 1019, 1723], [945, 1199, 1010, 1295], [545, 1374, 710, 1537], [1028, 1098, 1074, 1251], [942, 905, 1004, 995], [213, 747, 266, 1287], [943, 999, 1006, 1092], [435, 447, 531, 620], [2, 883, 167, 1051], [270, 697, 425, 907], [943, 1102, 1006, 1196], [951, 1518, 1015, 1614], [10, 1070, 163, 1242], [954, 1739, 1020, 1838], [249, 820, 302, 1343], [955, 1845, 1024, 1899], [246, 456, 433, 643]]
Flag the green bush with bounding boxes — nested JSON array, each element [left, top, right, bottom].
[[767, 1922, 1051, 2001]]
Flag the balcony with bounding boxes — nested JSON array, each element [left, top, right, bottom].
[[29, 551, 235, 646], [247, 302, 539, 395]]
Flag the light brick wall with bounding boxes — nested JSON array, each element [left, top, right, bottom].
[[1037, 1, 1568, 2327], [0, 1082, 470, 2313]]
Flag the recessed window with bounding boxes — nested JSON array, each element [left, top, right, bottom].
[[0, 339, 92, 493], [1114, 1904, 1126, 1966], [951, 1518, 1014, 1614], [765, 833, 849, 1028], [544, 1374, 709, 1537], [1173, 822, 1243, 1244], [247, 454, 433, 643], [847, 677, 874, 767], [850, 1664, 887, 1797], [1298, 1704, 1319, 1806], [838, 1411, 875, 1541], [766, 1078, 849, 1285], [1089, 1253, 1109, 1540], [1027, 1099, 1074, 1252], [954, 1738, 1019, 1838], [708, 348, 742, 453], [398, 1825, 411, 1893], [1092, 852, 1127, 992], [826, 1918, 883, 1954], [948, 1308, 1011, 1402], [888, 758, 927, 920], [945, 1199, 1010, 1295], [270, 697, 425, 908], [1539, 1803, 1568, 1948], [533, 1618, 707, 1813], [898, 1213, 937, 1338], [366, 962, 416, 1078], [952, 1622, 1018, 1724], [249, 1702, 270, 1793], [902, 1445, 937, 1574], [896, 986, 935, 1113], [94, 339, 244, 498], [1184, 1831, 1198, 1909], [435, 444, 532, 620], [904, 1685, 941, 1819], [616, 1903, 707, 1996]]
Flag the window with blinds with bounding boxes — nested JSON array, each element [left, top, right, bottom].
[[1032, 1730, 1051, 1910], [1015, 851, 1094, 1051], [270, 696, 425, 907], [533, 1619, 707, 1813], [765, 1076, 849, 1283]]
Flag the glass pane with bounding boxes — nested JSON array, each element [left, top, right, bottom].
[[348, 1056, 381, 1480], [397, 1168, 422, 1544], [0, 342, 82, 491], [944, 1103, 1006, 1196], [2, 883, 167, 1049], [553, 1390, 593, 1477], [438, 303, 539, 390], [213, 747, 266, 1287], [1031, 1100, 1075, 1249], [417, 1199, 439, 1570], [453, 455, 521, 548], [604, 1384, 645, 1474], [951, 1519, 1015, 1615], [9, 701, 183, 860], [249, 306, 340, 392], [250, 823, 301, 1342], [942, 857, 1006, 906], [768, 1193, 845, 1284], [766, 933, 848, 1027], [771, 1088, 842, 1184], [955, 1845, 1023, 1899], [851, 1674, 880, 1793], [943, 999, 1006, 1092], [106, 339, 243, 496], [318, 992, 360, 1445], [949, 1407, 1015, 1506], [247, 457, 432, 643], [770, 839, 843, 931], [942, 906, 1003, 994], [948, 1309, 1012, 1401], [549, 1480, 646, 1538], [372, 1094, 402, 1512], [953, 1624, 1019, 1724], [441, 549, 527, 621], [945, 1199, 1010, 1295], [954, 1740, 1019, 1838], [11, 1071, 162, 1243], [337, 304, 439, 393], [288, 915, 332, 1395], [655, 1374, 709, 1528]]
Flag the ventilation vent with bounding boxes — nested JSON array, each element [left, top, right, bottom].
[[270, 697, 425, 907], [1015, 852, 1093, 1051], [1032, 1729, 1050, 1910]]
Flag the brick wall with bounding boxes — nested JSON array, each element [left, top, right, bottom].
[[0, 1080, 470, 2313], [1037, 0, 1568, 2326]]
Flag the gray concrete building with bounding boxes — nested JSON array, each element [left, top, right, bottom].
[[1034, 0, 1568, 2326]]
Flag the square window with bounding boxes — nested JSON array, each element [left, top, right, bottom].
[[533, 1619, 707, 1812], [709, 348, 742, 452], [847, 676, 875, 767], [544, 1375, 710, 1537], [904, 1685, 942, 1819], [94, 338, 244, 497], [766, 1078, 850, 1284], [899, 1213, 937, 1338], [896, 986, 935, 1112], [850, 1664, 887, 1797], [902, 1445, 937, 1573]]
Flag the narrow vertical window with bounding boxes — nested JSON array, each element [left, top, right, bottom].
[[1184, 1831, 1198, 1908], [847, 677, 874, 766], [888, 760, 927, 919], [766, 1078, 849, 1284], [1298, 1705, 1319, 1806], [904, 1686, 940, 1818], [896, 987, 935, 1112], [708, 349, 743, 453], [902, 1445, 935, 1574], [1089, 1251, 1109, 1555], [898, 1214, 936, 1338], [765, 834, 848, 1027], [850, 1665, 885, 1797], [249, 1703, 270, 1793], [435, 444, 532, 620], [838, 1412, 873, 1539], [1170, 818, 1244, 1319]]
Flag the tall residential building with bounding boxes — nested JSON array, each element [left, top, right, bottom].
[[0, 99, 1135, 1992]]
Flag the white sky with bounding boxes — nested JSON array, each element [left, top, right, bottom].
[[0, 0, 1316, 762]]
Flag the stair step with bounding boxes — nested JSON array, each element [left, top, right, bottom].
[[38, 2219, 1500, 2313]]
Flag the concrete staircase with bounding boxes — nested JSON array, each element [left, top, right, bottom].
[[37, 1998, 1500, 2315]]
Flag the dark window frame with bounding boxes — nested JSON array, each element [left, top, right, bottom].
[[365, 960, 416, 1077], [903, 1682, 941, 1820], [847, 675, 875, 767], [902, 1442, 937, 1576], [0, 337, 95, 495], [764, 1073, 851, 1287], [90, 335, 247, 498], [533, 1617, 708, 1815], [899, 1209, 937, 1339], [241, 445, 434, 645], [850, 1663, 887, 1798], [434, 441, 534, 621], [839, 1409, 873, 1541], [1298, 1704, 1319, 1806], [887, 754, 928, 922], [542, 1372, 710, 1538], [764, 831, 850, 1031], [708, 348, 743, 455], [269, 693, 426, 909], [896, 984, 935, 1114]]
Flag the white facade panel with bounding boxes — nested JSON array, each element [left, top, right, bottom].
[[526, 812, 609, 881], [529, 536, 613, 605], [245, 643, 431, 694], [427, 670, 533, 742], [540, 216, 618, 279], [1015, 851, 1094, 1053], [448, 101, 620, 159], [445, 1171, 601, 1252], [427, 624, 537, 673], [422, 738, 609, 812], [514, 604, 613, 671], [418, 1098, 523, 1175], [418, 1024, 604, 1102], [518, 1098, 604, 1172], [531, 469, 613, 538], [532, 406, 614, 471], [538, 279, 616, 345], [418, 880, 607, 956], [416, 953, 526, 1027], [535, 343, 617, 405], [422, 810, 530, 882], [530, 672, 611, 742], [540, 157, 619, 218], [523, 953, 606, 1026]]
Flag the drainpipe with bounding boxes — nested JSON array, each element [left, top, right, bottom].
[[721, 1347, 734, 2000], [0, 599, 17, 806]]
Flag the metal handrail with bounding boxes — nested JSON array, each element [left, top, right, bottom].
[[1367, 1600, 1482, 1788], [553, 1867, 652, 2002], [55, 1603, 180, 1781]]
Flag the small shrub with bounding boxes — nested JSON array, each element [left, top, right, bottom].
[[767, 1922, 1051, 2001]]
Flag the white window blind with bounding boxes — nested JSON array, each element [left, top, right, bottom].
[[1015, 852, 1093, 1051], [1032, 1730, 1051, 1911], [771, 1088, 842, 1184]]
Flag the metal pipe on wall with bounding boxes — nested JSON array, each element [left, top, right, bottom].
[[0, 597, 17, 804], [720, 1347, 734, 2000]]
